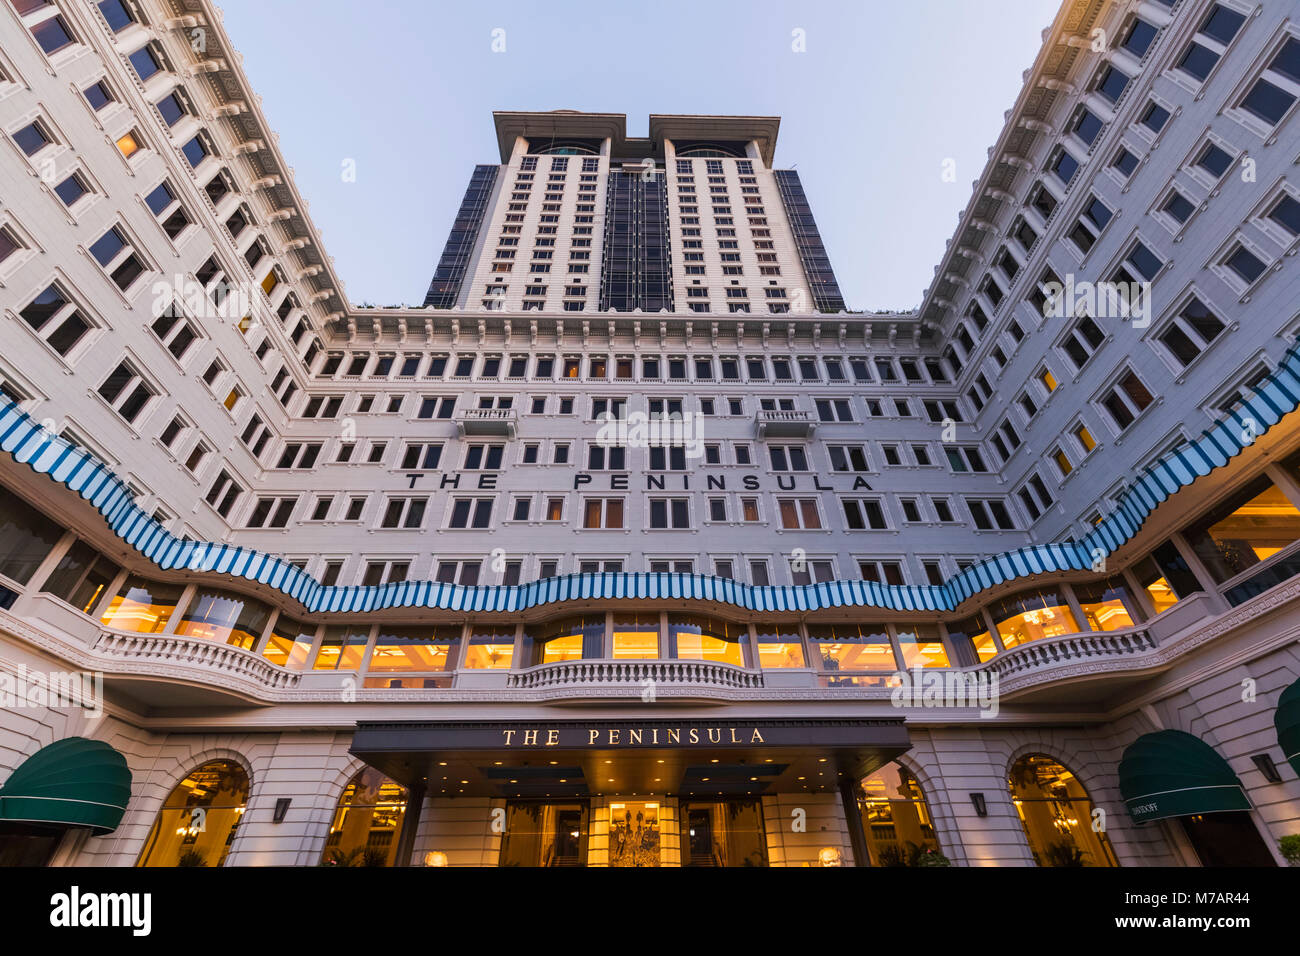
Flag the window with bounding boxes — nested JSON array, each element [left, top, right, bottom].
[[417, 396, 455, 419], [19, 284, 92, 357], [582, 498, 624, 529], [463, 444, 504, 470], [828, 446, 869, 472], [1221, 242, 1268, 286], [1176, 4, 1245, 83], [28, 11, 75, 55], [1121, 16, 1158, 58], [380, 497, 427, 530], [1095, 64, 1130, 104], [448, 498, 494, 530], [400, 443, 443, 470], [778, 499, 821, 530], [205, 470, 242, 518], [97, 361, 155, 425], [649, 499, 690, 529], [966, 499, 1016, 531], [247, 497, 296, 529], [842, 499, 887, 530], [1158, 295, 1226, 368], [150, 304, 199, 361], [768, 446, 809, 472], [1100, 369, 1154, 430], [1238, 37, 1300, 127], [1184, 475, 1300, 584], [1059, 314, 1106, 370], [88, 226, 146, 291], [275, 442, 323, 470], [945, 446, 987, 473]]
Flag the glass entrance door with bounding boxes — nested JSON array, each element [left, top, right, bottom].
[[679, 799, 768, 867], [499, 801, 589, 867]]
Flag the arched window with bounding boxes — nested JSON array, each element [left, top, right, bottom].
[[320, 768, 409, 866], [534, 142, 598, 155], [1009, 754, 1118, 866], [857, 761, 944, 865], [136, 760, 248, 867]]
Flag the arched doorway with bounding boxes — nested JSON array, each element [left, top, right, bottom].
[[1009, 754, 1118, 866], [320, 768, 408, 866], [136, 760, 249, 867], [858, 761, 945, 866]]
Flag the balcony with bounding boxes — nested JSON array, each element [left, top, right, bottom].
[[93, 629, 302, 698], [455, 407, 518, 438], [506, 658, 765, 697], [755, 409, 816, 438]]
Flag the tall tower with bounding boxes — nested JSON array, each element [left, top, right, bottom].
[[423, 112, 846, 316]]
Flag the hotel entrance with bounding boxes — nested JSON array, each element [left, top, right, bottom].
[[350, 717, 910, 866], [499, 801, 590, 866], [680, 800, 767, 867]]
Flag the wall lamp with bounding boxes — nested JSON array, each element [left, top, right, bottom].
[[970, 793, 988, 817], [273, 797, 291, 823], [1252, 754, 1283, 784]]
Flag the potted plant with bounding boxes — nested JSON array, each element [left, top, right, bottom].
[[1044, 841, 1086, 867], [1280, 835, 1300, 866], [177, 849, 206, 867]]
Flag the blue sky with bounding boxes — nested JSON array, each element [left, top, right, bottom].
[[216, 0, 1061, 311]]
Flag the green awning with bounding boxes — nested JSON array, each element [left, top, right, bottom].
[[1119, 730, 1251, 824], [1276, 678, 1300, 778], [0, 737, 131, 834]]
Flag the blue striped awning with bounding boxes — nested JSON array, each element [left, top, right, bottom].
[[2, 340, 1299, 616]]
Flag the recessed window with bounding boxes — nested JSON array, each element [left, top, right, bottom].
[[31, 14, 75, 54], [54, 172, 88, 206], [83, 81, 114, 111], [128, 45, 162, 81], [1239, 38, 1300, 127], [1161, 190, 1195, 224], [12, 122, 50, 156]]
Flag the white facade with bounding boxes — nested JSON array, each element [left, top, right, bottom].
[[0, 0, 1299, 869]]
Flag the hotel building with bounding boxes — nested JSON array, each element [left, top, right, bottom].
[[1, 0, 1300, 868]]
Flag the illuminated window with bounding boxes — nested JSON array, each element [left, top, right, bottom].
[[40, 539, 120, 615], [669, 614, 745, 666], [313, 625, 368, 670], [100, 575, 183, 633], [947, 615, 998, 663], [320, 768, 408, 867], [989, 589, 1078, 648], [808, 622, 896, 678], [525, 615, 603, 665], [611, 613, 659, 658], [1133, 541, 1200, 613], [755, 621, 805, 668], [137, 761, 249, 868], [463, 625, 514, 669], [115, 131, 140, 158], [1183, 476, 1300, 582], [261, 616, 317, 671], [894, 624, 949, 668], [1073, 578, 1136, 631], [858, 762, 943, 866], [366, 625, 458, 674], [174, 588, 270, 648], [1009, 755, 1118, 867]]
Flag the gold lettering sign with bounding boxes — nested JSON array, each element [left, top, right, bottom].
[[498, 727, 765, 747]]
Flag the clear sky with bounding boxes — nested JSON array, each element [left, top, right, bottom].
[[214, 0, 1062, 311]]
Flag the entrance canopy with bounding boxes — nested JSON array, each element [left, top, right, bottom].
[[351, 718, 910, 799], [1276, 678, 1300, 777], [1118, 729, 1250, 824], [0, 737, 132, 834]]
